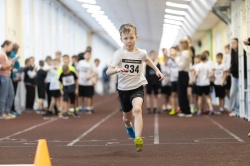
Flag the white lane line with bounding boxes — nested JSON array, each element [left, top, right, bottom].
[[0, 119, 57, 141], [206, 116, 244, 143], [67, 109, 118, 146], [154, 113, 159, 144]]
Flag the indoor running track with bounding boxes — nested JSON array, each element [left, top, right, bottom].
[[0, 94, 250, 166]]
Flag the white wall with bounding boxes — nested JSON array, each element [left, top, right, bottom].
[[22, 0, 88, 64], [0, 0, 5, 43]]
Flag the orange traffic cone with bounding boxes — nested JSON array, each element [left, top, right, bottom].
[[34, 139, 52, 166]]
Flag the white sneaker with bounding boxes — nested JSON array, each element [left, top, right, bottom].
[[185, 114, 193, 117], [177, 113, 185, 117], [229, 112, 237, 117]]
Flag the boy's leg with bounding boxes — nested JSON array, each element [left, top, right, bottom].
[[131, 97, 143, 138], [123, 111, 133, 127]]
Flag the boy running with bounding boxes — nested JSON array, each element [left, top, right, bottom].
[[106, 23, 164, 152]]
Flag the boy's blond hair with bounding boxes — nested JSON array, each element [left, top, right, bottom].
[[119, 23, 137, 37]]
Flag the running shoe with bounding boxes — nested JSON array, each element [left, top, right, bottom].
[[197, 110, 202, 116], [229, 112, 237, 117], [73, 111, 80, 118], [83, 110, 92, 114], [177, 113, 185, 117], [208, 110, 215, 115], [134, 137, 143, 152], [125, 123, 135, 138], [153, 108, 157, 114], [43, 111, 54, 116], [169, 109, 176, 116], [69, 108, 74, 113], [248, 133, 250, 137], [184, 114, 193, 117], [61, 112, 69, 119]]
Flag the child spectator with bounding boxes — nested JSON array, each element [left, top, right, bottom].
[[161, 56, 171, 112], [77, 51, 97, 114], [213, 53, 227, 113], [44, 59, 61, 116], [194, 53, 214, 115], [168, 46, 180, 115], [145, 50, 161, 114], [71, 55, 78, 69], [36, 60, 47, 114], [59, 65, 79, 118], [191, 55, 200, 113], [24, 57, 37, 111]]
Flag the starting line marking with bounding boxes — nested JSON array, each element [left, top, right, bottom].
[[0, 119, 57, 141], [206, 116, 244, 143], [67, 109, 119, 146]]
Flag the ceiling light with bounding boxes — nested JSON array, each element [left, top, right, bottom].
[[77, 0, 96, 4], [87, 9, 104, 14], [164, 19, 182, 25], [165, 9, 187, 15], [164, 14, 184, 21], [82, 4, 100, 10], [166, 2, 188, 9]]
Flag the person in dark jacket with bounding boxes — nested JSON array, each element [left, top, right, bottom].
[[145, 50, 161, 114], [229, 38, 247, 117], [24, 57, 37, 111]]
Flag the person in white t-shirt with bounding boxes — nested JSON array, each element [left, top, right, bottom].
[[168, 46, 180, 116], [212, 53, 227, 113], [44, 58, 61, 116], [106, 23, 164, 152], [223, 44, 231, 99], [190, 54, 200, 113], [194, 53, 214, 116], [77, 51, 97, 114], [161, 56, 171, 112]]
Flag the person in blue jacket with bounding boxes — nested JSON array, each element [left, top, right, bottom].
[[10, 43, 22, 115]]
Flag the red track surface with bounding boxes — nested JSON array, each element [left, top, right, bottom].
[[0, 94, 250, 166]]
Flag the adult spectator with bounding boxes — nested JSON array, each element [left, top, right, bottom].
[[0, 40, 16, 119]]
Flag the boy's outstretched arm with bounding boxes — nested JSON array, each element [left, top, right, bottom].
[[106, 66, 128, 76], [145, 58, 164, 81]]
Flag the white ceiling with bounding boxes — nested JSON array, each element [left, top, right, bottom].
[[59, 0, 225, 52]]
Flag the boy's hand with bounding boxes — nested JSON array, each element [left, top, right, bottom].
[[86, 75, 92, 81], [60, 90, 64, 95], [156, 71, 164, 81], [116, 68, 128, 73]]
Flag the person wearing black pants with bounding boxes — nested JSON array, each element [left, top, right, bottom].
[[24, 57, 37, 111], [176, 39, 192, 117]]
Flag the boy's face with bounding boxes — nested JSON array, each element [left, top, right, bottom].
[[30, 58, 35, 65], [120, 30, 138, 51], [53, 60, 59, 68], [150, 52, 157, 61], [63, 68, 69, 74], [84, 52, 91, 60], [170, 48, 176, 57], [194, 57, 200, 64], [63, 57, 70, 65], [56, 53, 61, 60], [216, 56, 222, 63], [94, 61, 100, 67], [72, 57, 77, 63], [224, 48, 230, 54]]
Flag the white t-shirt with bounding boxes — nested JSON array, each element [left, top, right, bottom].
[[167, 57, 179, 82], [213, 63, 226, 85], [110, 47, 148, 91], [191, 63, 199, 84], [77, 60, 96, 86], [176, 50, 191, 72], [48, 69, 60, 90], [195, 62, 212, 86], [161, 64, 170, 86]]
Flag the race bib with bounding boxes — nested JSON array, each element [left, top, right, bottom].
[[62, 75, 75, 86], [122, 59, 142, 75]]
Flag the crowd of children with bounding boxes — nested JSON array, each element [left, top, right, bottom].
[[0, 43, 101, 119], [145, 42, 234, 117]]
